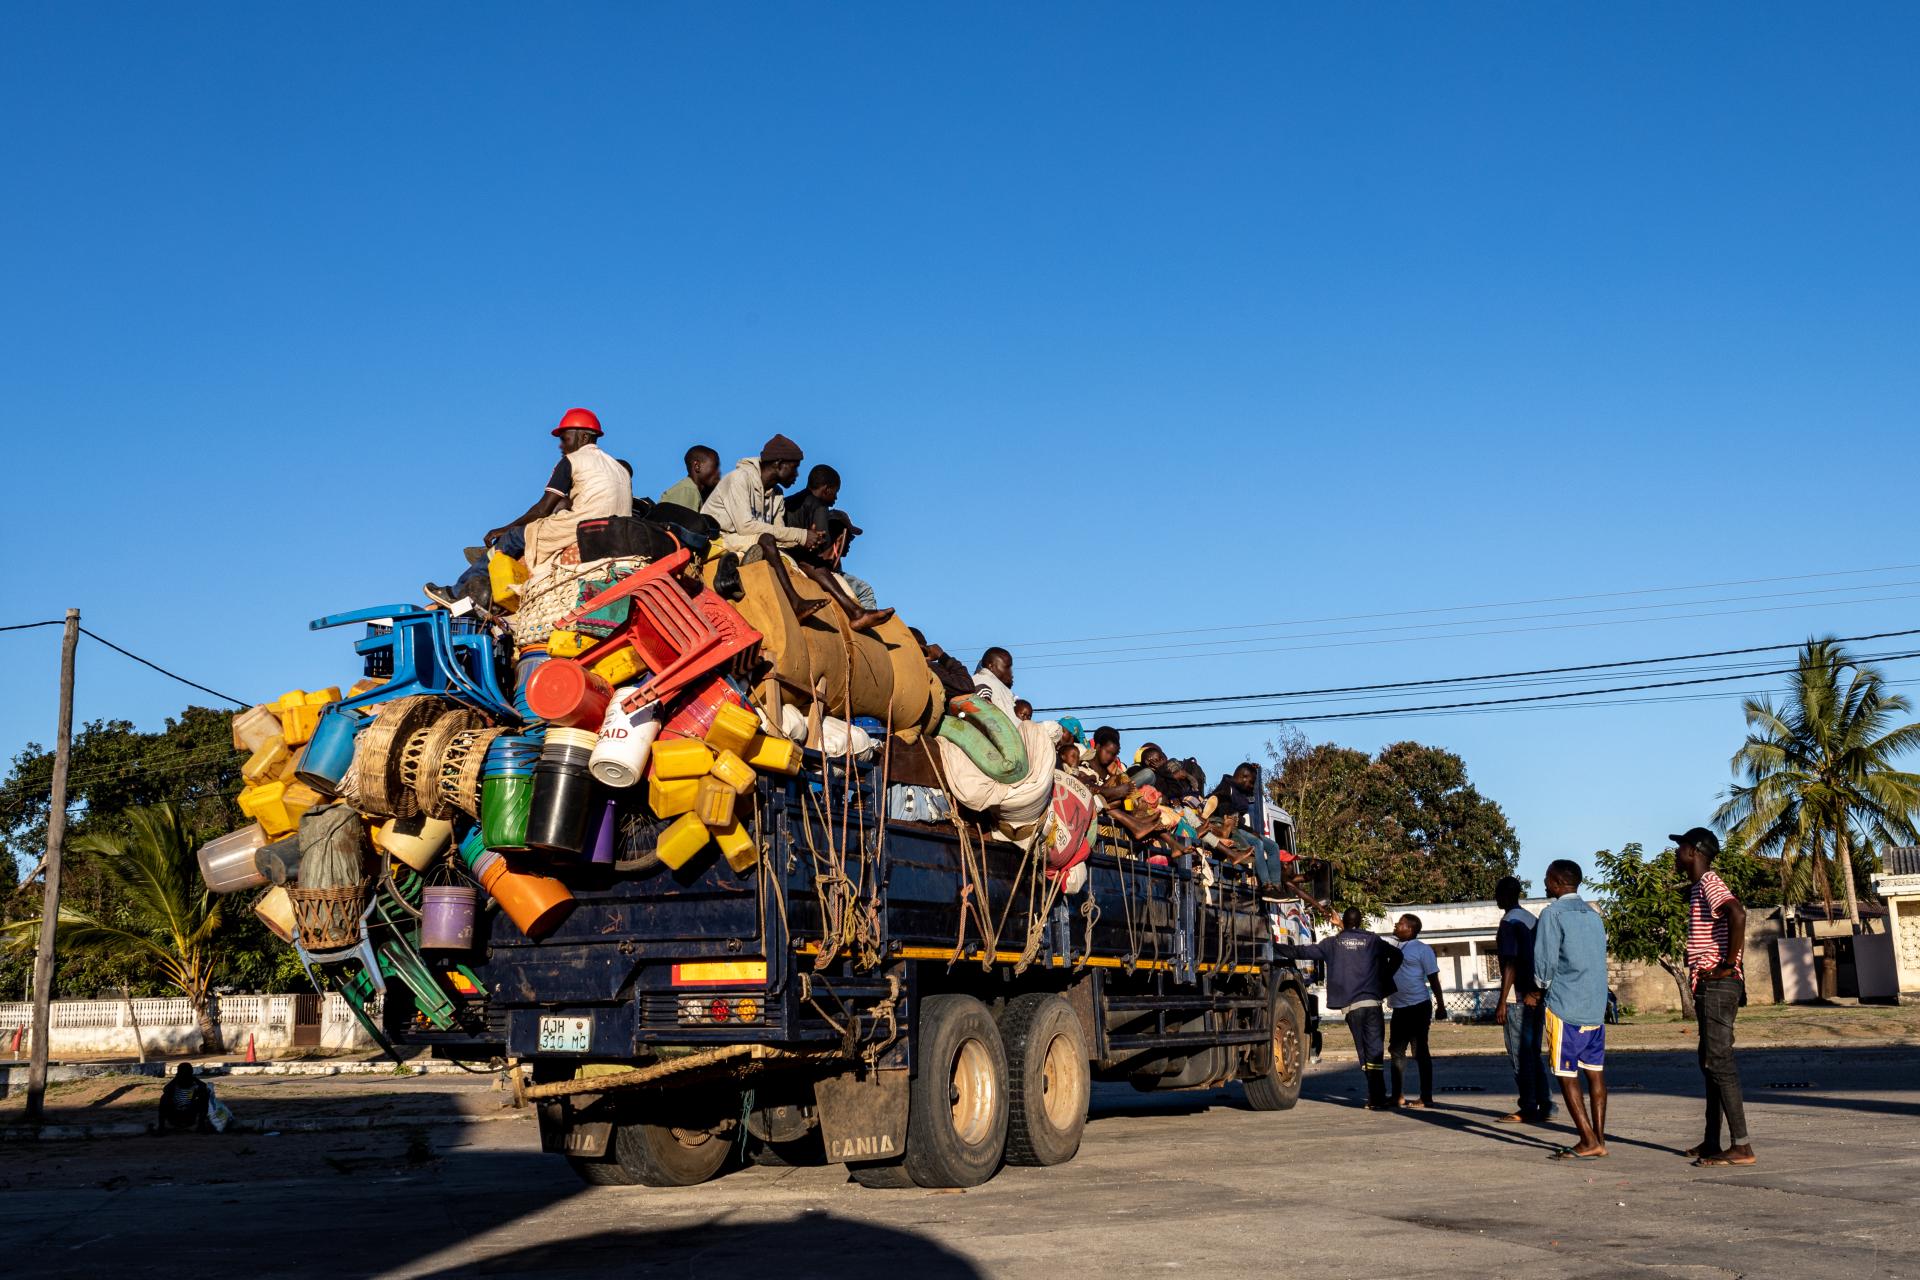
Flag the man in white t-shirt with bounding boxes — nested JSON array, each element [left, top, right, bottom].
[[1388, 913, 1448, 1108]]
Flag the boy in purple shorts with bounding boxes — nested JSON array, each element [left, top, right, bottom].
[[1534, 859, 1610, 1159]]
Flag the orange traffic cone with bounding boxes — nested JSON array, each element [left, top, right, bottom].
[[245, 1033, 256, 1064]]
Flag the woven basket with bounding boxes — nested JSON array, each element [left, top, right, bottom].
[[351, 695, 449, 819], [409, 708, 489, 818], [511, 555, 650, 646], [441, 727, 507, 819], [287, 883, 365, 951]]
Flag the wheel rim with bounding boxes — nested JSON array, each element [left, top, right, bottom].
[[1038, 1030, 1084, 1130], [949, 1037, 996, 1146], [670, 1126, 716, 1150], [1273, 1001, 1302, 1082]]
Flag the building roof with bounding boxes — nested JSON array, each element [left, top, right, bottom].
[[1363, 898, 1554, 943]]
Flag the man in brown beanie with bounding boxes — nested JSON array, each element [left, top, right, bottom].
[[703, 434, 892, 631]]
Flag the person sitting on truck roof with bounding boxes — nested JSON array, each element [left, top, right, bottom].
[[1274, 906, 1404, 1110], [782, 463, 894, 631], [1207, 762, 1287, 902], [428, 407, 634, 606], [973, 647, 1017, 719], [658, 444, 721, 513], [1136, 743, 1204, 803], [1073, 726, 1137, 808], [910, 627, 978, 701]]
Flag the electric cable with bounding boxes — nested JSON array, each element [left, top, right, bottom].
[[78, 628, 249, 708]]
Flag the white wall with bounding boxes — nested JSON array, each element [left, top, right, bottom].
[[0, 994, 380, 1058]]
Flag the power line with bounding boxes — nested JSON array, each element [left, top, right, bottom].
[[1021, 590, 1920, 671], [0, 621, 64, 633], [1100, 649, 1920, 732], [78, 628, 249, 708], [1038, 627, 1920, 714], [979, 561, 1920, 653]]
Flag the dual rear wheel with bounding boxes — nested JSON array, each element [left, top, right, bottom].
[[851, 991, 1090, 1188]]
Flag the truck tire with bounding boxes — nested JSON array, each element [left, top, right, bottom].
[[1243, 986, 1306, 1112], [867, 993, 1008, 1188], [566, 1154, 636, 1186], [612, 1119, 734, 1186], [998, 992, 1089, 1167]]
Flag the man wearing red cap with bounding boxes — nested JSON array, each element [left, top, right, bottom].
[[491, 407, 634, 572], [430, 408, 633, 606]]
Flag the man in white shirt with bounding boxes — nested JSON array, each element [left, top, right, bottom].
[[1388, 912, 1447, 1108], [972, 647, 1016, 719]]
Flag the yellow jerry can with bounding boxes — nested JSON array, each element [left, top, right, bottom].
[[655, 812, 711, 870]]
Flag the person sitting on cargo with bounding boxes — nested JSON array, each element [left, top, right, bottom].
[[1073, 726, 1137, 808], [1136, 743, 1204, 804], [973, 648, 1017, 719], [1207, 761, 1288, 902], [428, 407, 634, 606], [781, 463, 895, 630], [155, 1063, 212, 1134], [911, 627, 978, 701], [703, 437, 891, 633], [1014, 699, 1034, 722], [658, 444, 721, 514]]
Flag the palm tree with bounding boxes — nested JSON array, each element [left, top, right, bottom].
[[4, 803, 227, 1051], [1715, 639, 1920, 927]]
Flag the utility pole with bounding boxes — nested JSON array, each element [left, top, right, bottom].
[[24, 609, 80, 1124]]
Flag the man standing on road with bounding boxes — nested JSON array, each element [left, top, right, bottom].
[[1534, 859, 1610, 1159], [1492, 875, 1553, 1125], [1674, 826, 1757, 1168], [1388, 913, 1446, 1108], [1275, 907, 1403, 1110]]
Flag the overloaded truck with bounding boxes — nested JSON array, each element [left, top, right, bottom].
[[393, 755, 1318, 1189], [214, 531, 1322, 1190]]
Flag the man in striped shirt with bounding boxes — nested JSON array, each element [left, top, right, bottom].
[[1674, 826, 1757, 1167]]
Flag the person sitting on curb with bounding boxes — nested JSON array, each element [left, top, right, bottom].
[[156, 1063, 212, 1134]]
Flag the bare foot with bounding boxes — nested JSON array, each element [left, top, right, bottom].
[[791, 598, 828, 622], [849, 608, 895, 632]]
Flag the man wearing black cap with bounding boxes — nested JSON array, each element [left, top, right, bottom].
[[1673, 825, 1757, 1167]]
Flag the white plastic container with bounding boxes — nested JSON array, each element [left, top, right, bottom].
[[589, 693, 661, 789], [197, 823, 271, 894]]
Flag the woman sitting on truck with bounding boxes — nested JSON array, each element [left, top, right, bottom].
[[1206, 762, 1287, 902]]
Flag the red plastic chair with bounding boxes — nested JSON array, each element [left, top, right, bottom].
[[555, 550, 763, 706]]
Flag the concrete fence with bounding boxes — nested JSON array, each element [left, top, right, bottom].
[[0, 993, 380, 1058]]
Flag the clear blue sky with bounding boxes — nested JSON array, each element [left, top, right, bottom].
[[4, 5, 1917, 890]]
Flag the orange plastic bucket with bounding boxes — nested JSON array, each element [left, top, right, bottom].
[[479, 855, 575, 940]]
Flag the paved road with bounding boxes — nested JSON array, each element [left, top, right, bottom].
[[1, 1046, 1914, 1278]]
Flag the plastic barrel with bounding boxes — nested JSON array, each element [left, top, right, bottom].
[[526, 761, 593, 855], [479, 856, 574, 940], [294, 707, 363, 794]]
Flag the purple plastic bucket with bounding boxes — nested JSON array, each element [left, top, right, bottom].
[[587, 797, 618, 865], [421, 884, 478, 949]]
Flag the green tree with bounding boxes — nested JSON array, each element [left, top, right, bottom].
[[4, 804, 229, 1050], [1269, 731, 1520, 915], [1713, 639, 1920, 927]]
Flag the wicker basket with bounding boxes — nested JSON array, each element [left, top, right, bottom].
[[408, 708, 488, 818], [511, 555, 650, 646], [351, 695, 449, 819], [287, 883, 366, 951], [440, 727, 507, 819]]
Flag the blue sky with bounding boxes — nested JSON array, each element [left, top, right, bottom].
[[3, 5, 1917, 889]]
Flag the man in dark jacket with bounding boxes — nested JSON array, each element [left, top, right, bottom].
[[1276, 907, 1403, 1109]]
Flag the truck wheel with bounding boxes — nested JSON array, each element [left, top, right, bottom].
[[881, 993, 1009, 1188], [612, 1119, 734, 1186], [1243, 986, 1305, 1111], [566, 1154, 636, 1186], [998, 992, 1089, 1167]]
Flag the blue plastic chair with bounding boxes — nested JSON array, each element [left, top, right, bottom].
[[309, 604, 518, 720]]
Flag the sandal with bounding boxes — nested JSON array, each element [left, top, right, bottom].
[[1550, 1146, 1607, 1161], [1693, 1153, 1758, 1167]]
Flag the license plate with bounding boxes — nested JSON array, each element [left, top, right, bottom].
[[537, 1016, 592, 1053]]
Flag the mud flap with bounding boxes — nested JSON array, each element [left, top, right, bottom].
[[539, 1096, 611, 1157], [813, 1067, 908, 1165]]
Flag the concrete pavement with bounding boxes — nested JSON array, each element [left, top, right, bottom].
[[0, 1045, 1914, 1278]]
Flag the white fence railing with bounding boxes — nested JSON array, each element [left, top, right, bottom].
[[1, 993, 380, 1056]]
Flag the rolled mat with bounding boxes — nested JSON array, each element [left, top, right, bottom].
[[730, 559, 942, 742]]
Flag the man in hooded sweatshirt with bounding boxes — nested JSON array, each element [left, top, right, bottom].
[[1275, 908, 1403, 1109], [703, 435, 891, 631]]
